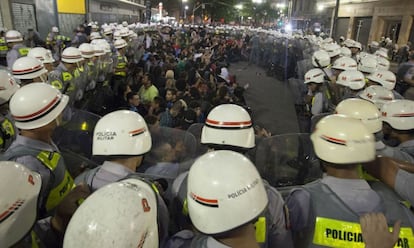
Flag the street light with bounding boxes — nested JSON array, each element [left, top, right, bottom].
[[182, 0, 188, 22], [184, 5, 188, 19]]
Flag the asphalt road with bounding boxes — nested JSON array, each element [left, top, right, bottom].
[[231, 61, 300, 135]]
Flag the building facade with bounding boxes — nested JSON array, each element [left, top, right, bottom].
[[291, 0, 414, 47]]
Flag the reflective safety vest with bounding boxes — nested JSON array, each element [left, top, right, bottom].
[[50, 71, 75, 93], [114, 54, 127, 77], [1, 146, 74, 214], [18, 47, 30, 57], [0, 115, 16, 152], [0, 37, 8, 56], [297, 180, 414, 248]]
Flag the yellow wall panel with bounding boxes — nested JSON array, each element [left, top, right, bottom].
[[57, 0, 86, 14]]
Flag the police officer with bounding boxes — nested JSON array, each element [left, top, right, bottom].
[[2, 83, 74, 217], [170, 104, 293, 248], [113, 38, 129, 78], [335, 98, 385, 154], [378, 100, 414, 162], [27, 46, 56, 72], [0, 161, 42, 247], [0, 28, 8, 66], [75, 110, 151, 191], [358, 85, 395, 110], [46, 26, 71, 61], [367, 70, 403, 99], [5, 30, 30, 69], [12, 56, 48, 86], [48, 47, 83, 104], [64, 178, 163, 247], [168, 150, 268, 248], [286, 114, 414, 248], [304, 68, 330, 116], [72, 110, 172, 246], [0, 70, 19, 152]]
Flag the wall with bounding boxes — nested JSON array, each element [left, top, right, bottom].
[[35, 0, 58, 38], [89, 0, 143, 24]]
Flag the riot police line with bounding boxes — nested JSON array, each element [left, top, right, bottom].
[[0, 22, 414, 248]]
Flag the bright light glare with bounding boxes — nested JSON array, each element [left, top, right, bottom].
[[235, 4, 243, 10], [285, 23, 292, 31], [182, 0, 188, 2], [185, 5, 189, 10], [276, 3, 286, 8], [317, 4, 325, 11], [252, 0, 263, 4]]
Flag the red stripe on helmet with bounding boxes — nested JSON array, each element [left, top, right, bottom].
[[191, 192, 218, 204], [13, 95, 60, 121], [206, 119, 252, 127], [12, 64, 43, 75]]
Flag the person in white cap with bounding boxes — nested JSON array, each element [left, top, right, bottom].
[[0, 70, 19, 152], [286, 114, 414, 248], [5, 30, 29, 69], [168, 150, 270, 248], [169, 104, 293, 248], [48, 47, 83, 102], [379, 99, 414, 163], [12, 56, 48, 85], [1, 83, 74, 218], [27, 46, 55, 72]]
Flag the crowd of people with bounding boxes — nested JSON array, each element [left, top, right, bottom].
[[0, 20, 413, 248]]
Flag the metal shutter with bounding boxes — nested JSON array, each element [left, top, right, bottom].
[[0, 10, 3, 28], [11, 3, 37, 33]]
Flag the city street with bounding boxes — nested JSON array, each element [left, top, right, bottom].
[[232, 62, 299, 135]]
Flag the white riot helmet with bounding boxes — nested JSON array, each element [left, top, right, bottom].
[[10, 83, 69, 129], [0, 161, 41, 248], [187, 150, 268, 234], [375, 50, 389, 59], [114, 38, 128, 49], [336, 70, 365, 90], [358, 56, 377, 74], [5, 30, 23, 43], [367, 70, 396, 90], [90, 32, 102, 40], [304, 68, 325, 84], [311, 114, 375, 164], [96, 39, 111, 53], [312, 50, 331, 68], [331, 57, 358, 71], [92, 44, 105, 56], [359, 85, 394, 110], [339, 47, 352, 57], [343, 39, 355, 48], [120, 28, 130, 38], [64, 178, 158, 248], [52, 26, 59, 33], [201, 104, 255, 149], [61, 47, 83, 63], [12, 56, 48, 80], [27, 47, 55, 64], [93, 110, 152, 156], [103, 27, 112, 35], [323, 43, 341, 58], [113, 30, 122, 40], [376, 57, 390, 71], [348, 41, 362, 50], [0, 70, 20, 105], [381, 100, 414, 130], [335, 98, 382, 133], [78, 43, 95, 59], [122, 21, 128, 27]]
